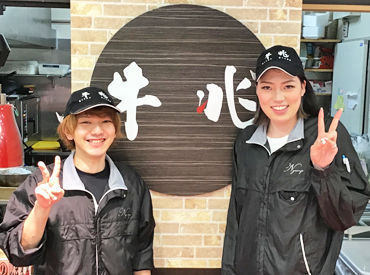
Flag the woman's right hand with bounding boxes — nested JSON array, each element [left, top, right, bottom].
[[35, 156, 64, 209]]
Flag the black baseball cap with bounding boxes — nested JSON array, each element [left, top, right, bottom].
[[255, 45, 304, 82], [64, 87, 120, 116]]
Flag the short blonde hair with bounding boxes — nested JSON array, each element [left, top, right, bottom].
[[57, 107, 123, 150]]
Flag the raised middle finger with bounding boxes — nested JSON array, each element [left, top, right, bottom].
[[328, 108, 343, 133], [50, 156, 61, 183]]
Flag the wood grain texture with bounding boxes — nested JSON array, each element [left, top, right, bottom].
[[91, 4, 264, 195]]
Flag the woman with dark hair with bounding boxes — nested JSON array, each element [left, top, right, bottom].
[[222, 45, 370, 275]]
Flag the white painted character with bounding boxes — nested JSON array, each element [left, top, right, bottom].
[[196, 84, 223, 122], [197, 66, 256, 129], [108, 62, 161, 141]]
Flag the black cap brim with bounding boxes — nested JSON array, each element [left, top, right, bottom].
[[70, 103, 121, 115], [256, 65, 296, 82]]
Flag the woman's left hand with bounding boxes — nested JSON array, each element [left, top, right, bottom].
[[310, 108, 343, 169]]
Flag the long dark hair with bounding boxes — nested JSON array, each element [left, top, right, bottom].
[[300, 76, 320, 117], [253, 75, 320, 125]]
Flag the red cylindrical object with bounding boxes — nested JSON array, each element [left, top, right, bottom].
[[0, 104, 23, 168]]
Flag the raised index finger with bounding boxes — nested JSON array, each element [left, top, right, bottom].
[[37, 161, 50, 185], [50, 155, 61, 181], [328, 108, 343, 132], [317, 107, 325, 136]]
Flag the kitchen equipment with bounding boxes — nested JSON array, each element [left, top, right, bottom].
[[311, 57, 321, 68], [336, 236, 370, 275], [0, 104, 23, 168], [302, 12, 330, 39], [319, 55, 334, 69], [6, 95, 40, 142], [303, 12, 330, 27], [335, 205, 370, 275], [0, 90, 5, 104], [32, 140, 60, 150], [0, 7, 56, 49], [331, 40, 370, 135], [302, 26, 326, 39], [38, 63, 70, 76], [0, 72, 23, 95], [0, 34, 10, 67], [0, 61, 39, 75], [0, 72, 32, 95], [300, 56, 307, 68], [0, 166, 36, 187]]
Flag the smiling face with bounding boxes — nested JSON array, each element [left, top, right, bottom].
[[256, 69, 306, 135], [66, 111, 117, 162]]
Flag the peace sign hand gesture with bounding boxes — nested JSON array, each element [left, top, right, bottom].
[[310, 108, 343, 169], [35, 156, 64, 209]]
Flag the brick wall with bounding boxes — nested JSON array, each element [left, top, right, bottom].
[[70, 0, 303, 268]]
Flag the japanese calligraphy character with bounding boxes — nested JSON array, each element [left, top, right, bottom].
[[108, 62, 161, 141], [196, 65, 256, 129]]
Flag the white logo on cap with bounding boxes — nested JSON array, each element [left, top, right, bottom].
[[278, 50, 291, 61], [265, 52, 272, 61], [79, 92, 91, 102], [99, 91, 110, 102], [261, 52, 272, 65]]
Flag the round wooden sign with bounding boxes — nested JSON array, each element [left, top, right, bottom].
[[91, 4, 264, 196]]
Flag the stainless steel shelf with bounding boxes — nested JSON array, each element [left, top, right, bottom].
[[305, 68, 334, 72]]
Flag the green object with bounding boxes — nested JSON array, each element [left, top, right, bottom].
[[334, 95, 345, 110], [13, 107, 19, 117]]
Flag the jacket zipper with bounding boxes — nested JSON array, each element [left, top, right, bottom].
[[258, 149, 285, 273], [88, 191, 100, 275], [95, 217, 99, 275], [258, 155, 275, 273], [92, 188, 126, 275], [92, 189, 112, 275], [299, 233, 312, 275]]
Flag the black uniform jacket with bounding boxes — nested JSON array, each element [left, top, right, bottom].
[[222, 117, 370, 275], [0, 153, 155, 275]]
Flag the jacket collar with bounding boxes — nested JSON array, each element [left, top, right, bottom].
[[246, 118, 304, 147], [62, 152, 128, 191]]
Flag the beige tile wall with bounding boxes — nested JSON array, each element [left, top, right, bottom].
[[70, 0, 303, 268]]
